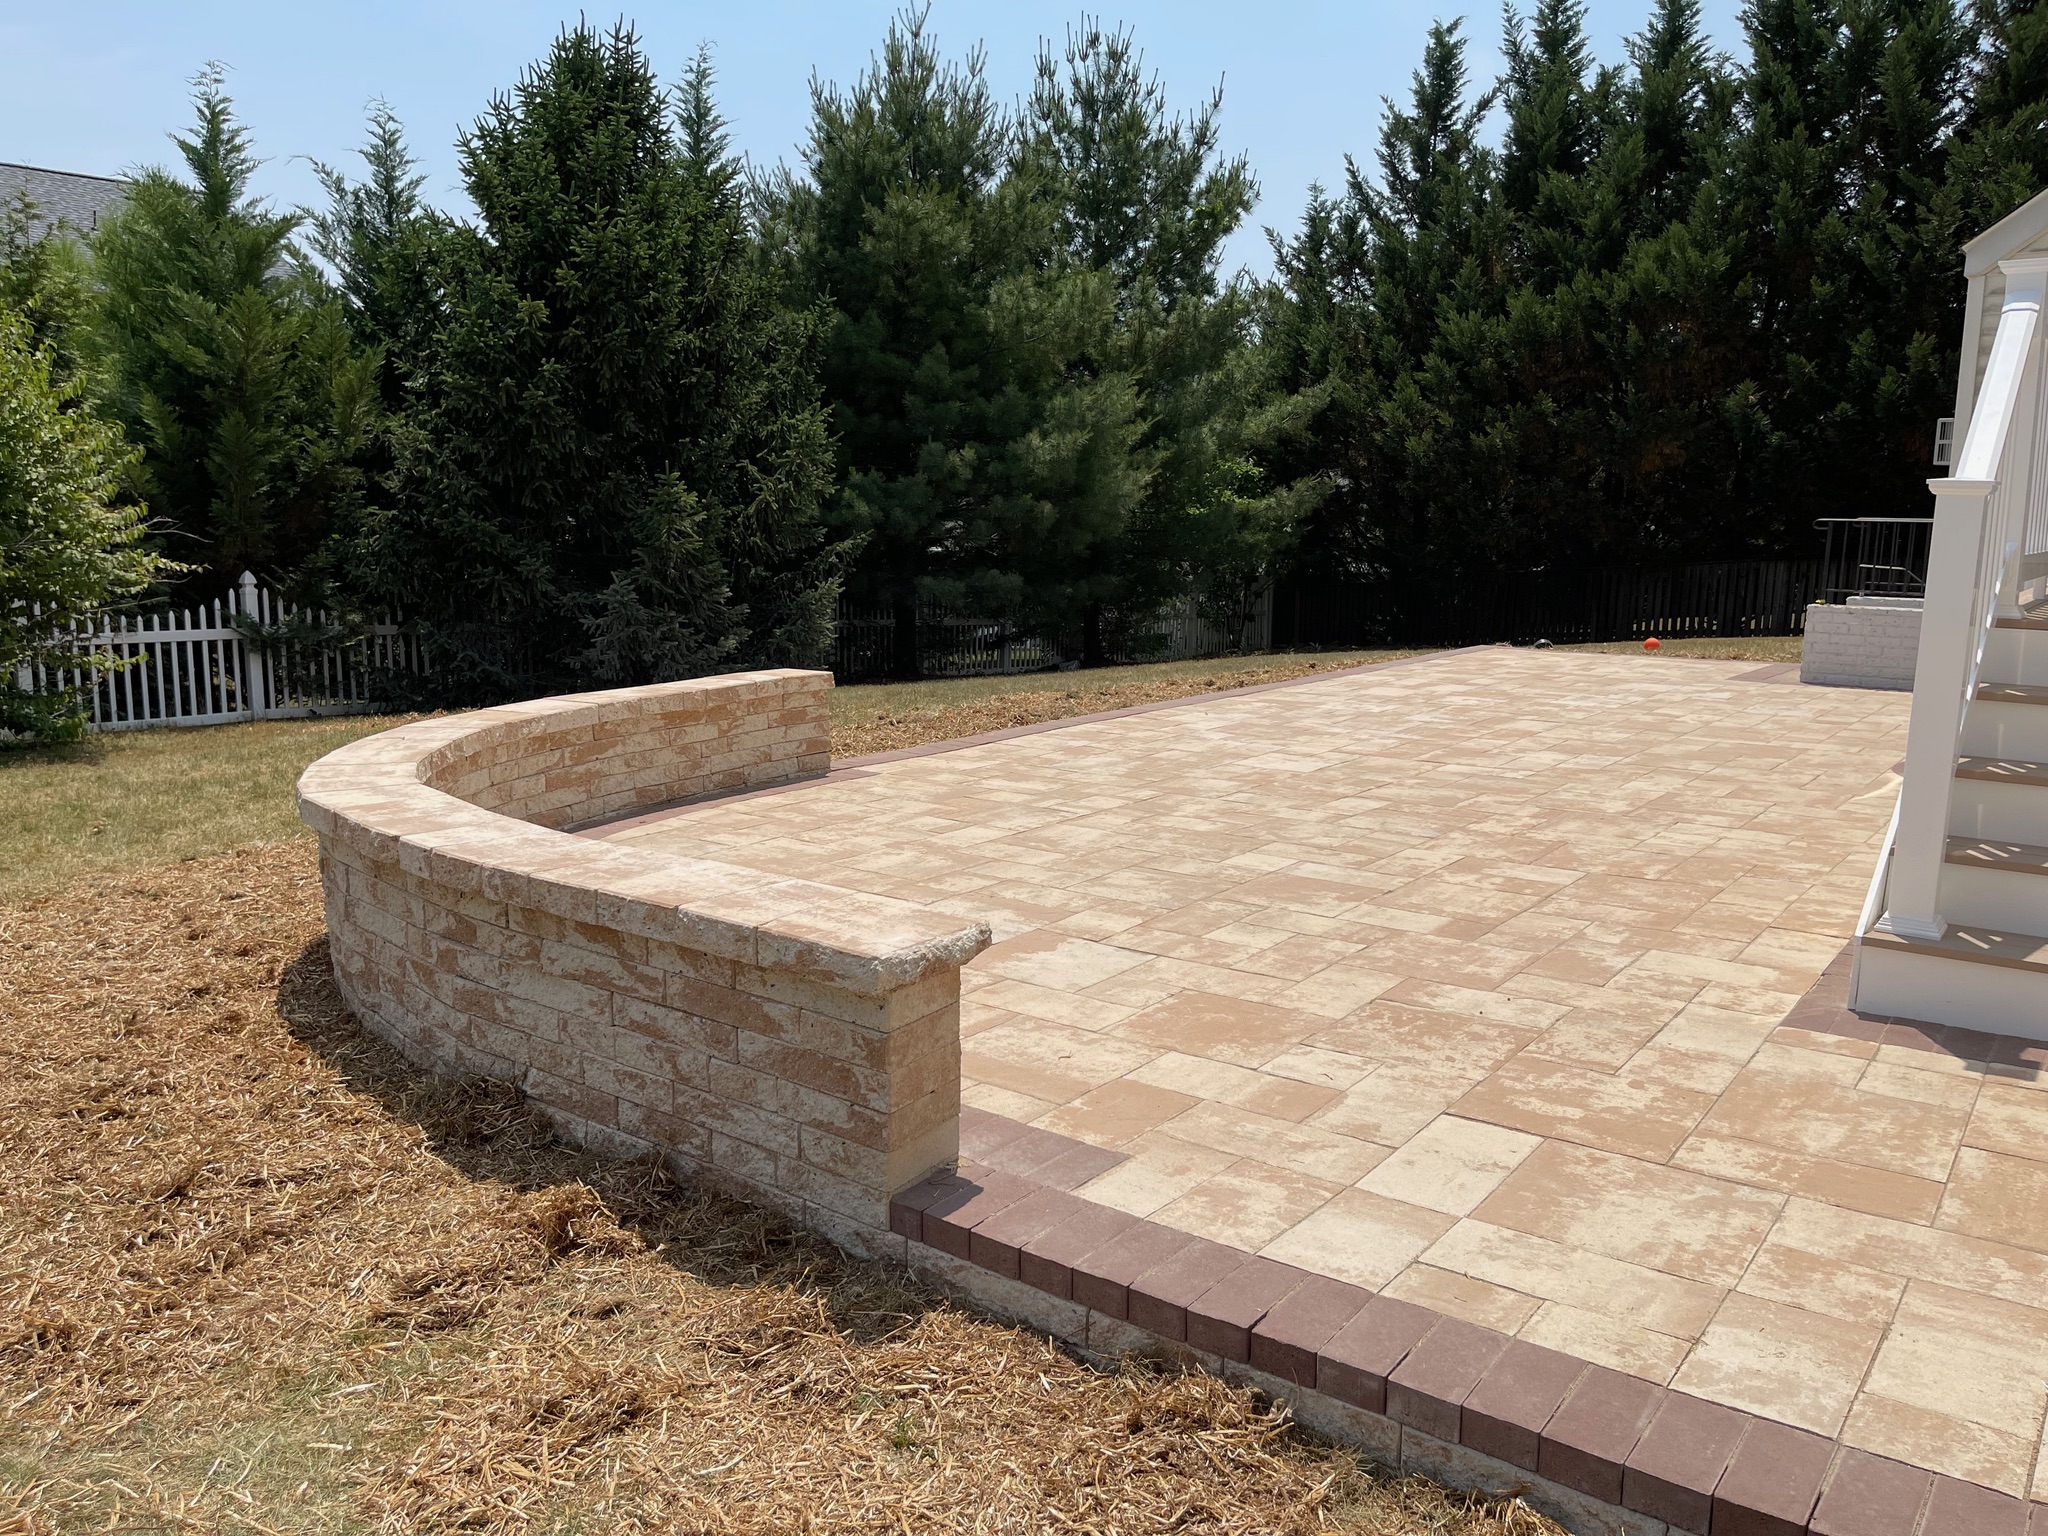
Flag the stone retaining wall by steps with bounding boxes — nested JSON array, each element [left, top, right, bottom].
[[296, 669, 988, 1252], [1801, 598, 1923, 690]]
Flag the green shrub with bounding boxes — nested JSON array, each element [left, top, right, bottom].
[[0, 308, 161, 742]]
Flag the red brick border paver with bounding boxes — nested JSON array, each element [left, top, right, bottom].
[[1921, 1476, 2032, 1536], [1385, 1317, 1511, 1445], [1015, 1202, 1137, 1299], [966, 1185, 1088, 1278], [904, 1147, 2048, 1536], [918, 1168, 1037, 1260], [1536, 1365, 1666, 1505], [1621, 1392, 1750, 1534], [1316, 1294, 1438, 1414], [1068, 1220, 1202, 1320], [1127, 1238, 1248, 1342], [1711, 1418, 1833, 1536], [1185, 1257, 1311, 1362], [1248, 1275, 1371, 1386], [1808, 1448, 1933, 1536], [1459, 1339, 1587, 1472]]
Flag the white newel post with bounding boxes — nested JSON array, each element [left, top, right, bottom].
[[1880, 257, 2048, 941]]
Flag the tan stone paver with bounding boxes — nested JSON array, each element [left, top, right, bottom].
[[603, 649, 2048, 1498]]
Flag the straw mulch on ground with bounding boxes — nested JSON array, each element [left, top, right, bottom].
[[0, 842, 1566, 1536], [831, 655, 1421, 759]]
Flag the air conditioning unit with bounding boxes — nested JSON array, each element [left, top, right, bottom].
[[1933, 416, 1956, 467]]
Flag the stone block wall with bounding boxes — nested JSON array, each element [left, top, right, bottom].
[[1801, 598, 1923, 690], [297, 670, 988, 1251]]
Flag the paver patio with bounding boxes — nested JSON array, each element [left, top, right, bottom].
[[598, 648, 2048, 1502]]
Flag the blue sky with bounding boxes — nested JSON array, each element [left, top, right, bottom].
[[1, 0, 1747, 276]]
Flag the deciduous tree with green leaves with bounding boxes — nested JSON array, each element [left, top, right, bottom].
[[0, 308, 163, 741]]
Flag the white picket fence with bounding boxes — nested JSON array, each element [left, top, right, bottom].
[[1157, 588, 1274, 658], [22, 571, 423, 732]]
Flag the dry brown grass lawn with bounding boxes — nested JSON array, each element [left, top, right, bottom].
[[0, 652, 1420, 905], [827, 650, 1423, 757], [0, 842, 1567, 1535], [1557, 635, 1803, 663]]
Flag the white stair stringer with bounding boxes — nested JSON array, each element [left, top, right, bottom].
[[1856, 618, 2048, 1041]]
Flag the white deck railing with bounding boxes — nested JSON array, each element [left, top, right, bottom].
[[18, 571, 422, 732], [1876, 256, 2048, 941]]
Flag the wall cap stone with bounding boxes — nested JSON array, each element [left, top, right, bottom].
[[297, 671, 989, 998]]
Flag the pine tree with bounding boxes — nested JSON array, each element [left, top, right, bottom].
[[309, 104, 446, 415], [765, 7, 1147, 673], [1020, 21, 1317, 655], [93, 68, 378, 592], [360, 27, 840, 702], [0, 192, 99, 391]]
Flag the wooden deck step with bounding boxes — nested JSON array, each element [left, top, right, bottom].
[[1955, 756, 2048, 787], [1993, 615, 2048, 631], [1975, 682, 2048, 705], [1946, 836, 2048, 875], [1862, 921, 2048, 972]]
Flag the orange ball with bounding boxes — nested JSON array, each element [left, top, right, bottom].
[[1643, 636, 1662, 652]]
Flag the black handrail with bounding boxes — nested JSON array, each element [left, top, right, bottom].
[[1815, 517, 1934, 603]]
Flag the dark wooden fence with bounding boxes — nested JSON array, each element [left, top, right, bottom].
[[1272, 559, 1825, 651]]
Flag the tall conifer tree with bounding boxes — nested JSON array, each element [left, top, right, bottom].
[[360, 28, 841, 701]]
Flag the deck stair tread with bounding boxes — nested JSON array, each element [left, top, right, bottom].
[[1862, 920, 2048, 971], [1975, 681, 2048, 704], [1955, 756, 2048, 786], [1992, 614, 2048, 631], [1946, 836, 2048, 874]]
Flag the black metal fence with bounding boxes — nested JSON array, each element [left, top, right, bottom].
[[1272, 558, 1826, 650], [834, 601, 1062, 681], [833, 555, 1838, 678], [1815, 517, 1933, 602]]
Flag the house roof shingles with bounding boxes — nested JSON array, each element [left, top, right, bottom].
[[0, 162, 127, 240]]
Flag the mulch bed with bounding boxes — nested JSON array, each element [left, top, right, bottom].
[[0, 831, 1561, 1535]]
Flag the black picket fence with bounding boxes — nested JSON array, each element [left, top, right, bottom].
[[1272, 558, 1826, 650], [833, 592, 1268, 681], [834, 600, 1063, 681]]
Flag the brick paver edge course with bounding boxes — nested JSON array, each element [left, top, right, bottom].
[[892, 1135, 2048, 1536]]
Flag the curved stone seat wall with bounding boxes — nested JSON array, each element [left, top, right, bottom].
[[297, 669, 988, 1250]]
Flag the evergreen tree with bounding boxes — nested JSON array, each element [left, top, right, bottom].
[[1267, 20, 1512, 597], [1266, 0, 2042, 626], [309, 104, 447, 415], [93, 69, 378, 592], [1021, 21, 1316, 654], [1022, 20, 1254, 307], [360, 27, 841, 701], [1714, 0, 1972, 551], [765, 8, 1146, 673]]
